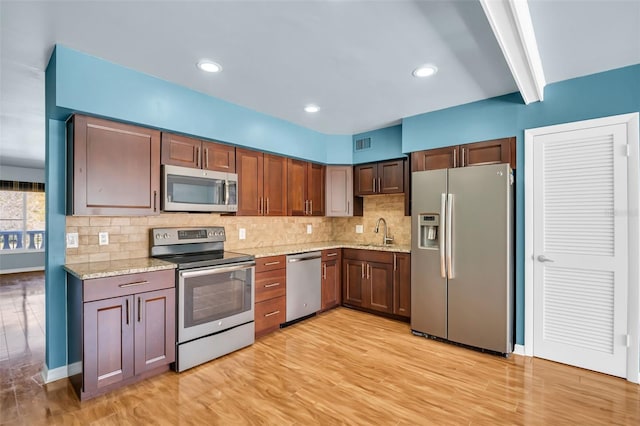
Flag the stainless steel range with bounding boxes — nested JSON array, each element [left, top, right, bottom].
[[150, 226, 255, 372]]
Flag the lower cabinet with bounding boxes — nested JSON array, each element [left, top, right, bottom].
[[254, 255, 287, 338], [321, 249, 342, 311], [67, 270, 175, 401], [342, 249, 410, 319]]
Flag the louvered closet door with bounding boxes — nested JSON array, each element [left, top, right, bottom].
[[533, 123, 628, 377]]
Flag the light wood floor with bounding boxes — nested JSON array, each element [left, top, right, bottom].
[[1, 275, 639, 425]]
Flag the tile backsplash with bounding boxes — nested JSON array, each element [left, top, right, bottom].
[[65, 194, 410, 264]]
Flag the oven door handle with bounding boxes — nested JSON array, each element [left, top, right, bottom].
[[179, 261, 256, 278]]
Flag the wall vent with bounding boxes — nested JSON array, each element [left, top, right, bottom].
[[354, 137, 372, 151]]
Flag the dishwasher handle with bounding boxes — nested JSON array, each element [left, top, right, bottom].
[[287, 255, 322, 263]]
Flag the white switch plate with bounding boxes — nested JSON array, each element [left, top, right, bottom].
[[306, 224, 313, 234], [355, 225, 364, 234], [239, 228, 246, 240], [66, 232, 79, 248], [99, 232, 109, 246]]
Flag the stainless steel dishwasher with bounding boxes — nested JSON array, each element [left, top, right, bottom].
[[286, 251, 322, 323]]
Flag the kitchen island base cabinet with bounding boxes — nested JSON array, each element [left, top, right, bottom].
[[67, 270, 175, 401]]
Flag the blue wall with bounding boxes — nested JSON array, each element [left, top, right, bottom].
[[352, 125, 405, 164], [403, 64, 640, 345]]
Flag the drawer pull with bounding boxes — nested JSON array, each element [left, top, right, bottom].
[[264, 282, 280, 288], [264, 261, 280, 266], [118, 280, 149, 288], [264, 310, 281, 317], [326, 252, 338, 257]]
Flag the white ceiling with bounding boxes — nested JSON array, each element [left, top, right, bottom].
[[1, 0, 638, 170]]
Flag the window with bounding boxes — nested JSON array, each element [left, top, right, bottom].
[[0, 182, 46, 252]]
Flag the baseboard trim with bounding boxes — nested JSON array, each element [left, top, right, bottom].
[[0, 266, 45, 275], [42, 363, 68, 384], [513, 344, 526, 356]]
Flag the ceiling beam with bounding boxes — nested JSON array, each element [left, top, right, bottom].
[[479, 0, 546, 104]]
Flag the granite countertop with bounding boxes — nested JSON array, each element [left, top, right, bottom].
[[64, 242, 410, 279], [238, 241, 411, 258], [64, 257, 176, 280]]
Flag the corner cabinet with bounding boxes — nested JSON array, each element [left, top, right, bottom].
[[342, 249, 410, 320], [67, 270, 175, 401], [236, 148, 288, 216], [287, 159, 325, 216], [67, 114, 161, 216], [321, 249, 342, 311], [411, 137, 515, 172], [161, 132, 235, 172], [325, 166, 362, 217]]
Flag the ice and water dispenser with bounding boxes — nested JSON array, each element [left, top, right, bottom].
[[418, 214, 440, 249]]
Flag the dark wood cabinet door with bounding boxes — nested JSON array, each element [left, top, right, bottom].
[[160, 132, 200, 168], [367, 261, 394, 314], [134, 289, 175, 375], [460, 137, 514, 168], [83, 296, 134, 393], [393, 253, 411, 318], [322, 258, 341, 310], [236, 148, 264, 216], [263, 154, 288, 216], [308, 163, 325, 216], [202, 140, 236, 172], [69, 115, 160, 216], [287, 158, 308, 216], [342, 259, 365, 307], [411, 146, 458, 171], [353, 164, 377, 195], [378, 160, 404, 194]]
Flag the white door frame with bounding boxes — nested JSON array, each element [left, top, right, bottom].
[[524, 112, 640, 383]]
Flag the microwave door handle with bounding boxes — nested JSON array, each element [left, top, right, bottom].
[[225, 179, 230, 205]]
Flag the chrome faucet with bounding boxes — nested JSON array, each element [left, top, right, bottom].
[[374, 217, 394, 245]]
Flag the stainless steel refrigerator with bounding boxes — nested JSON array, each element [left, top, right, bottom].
[[411, 163, 514, 354]]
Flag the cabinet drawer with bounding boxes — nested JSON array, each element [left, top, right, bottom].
[[255, 269, 286, 303], [255, 296, 286, 335], [255, 255, 286, 273], [342, 249, 393, 264], [322, 249, 341, 261], [83, 270, 175, 302]]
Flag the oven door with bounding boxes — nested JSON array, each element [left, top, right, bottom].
[[178, 261, 255, 343]]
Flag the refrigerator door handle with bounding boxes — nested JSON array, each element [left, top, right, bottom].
[[440, 193, 447, 278], [446, 193, 454, 279]]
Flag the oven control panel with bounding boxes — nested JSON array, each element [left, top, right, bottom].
[[151, 227, 226, 246]]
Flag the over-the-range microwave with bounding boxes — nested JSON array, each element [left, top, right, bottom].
[[162, 164, 237, 212]]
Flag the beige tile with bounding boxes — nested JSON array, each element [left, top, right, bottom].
[[89, 217, 112, 226], [110, 217, 131, 226], [88, 252, 110, 262]]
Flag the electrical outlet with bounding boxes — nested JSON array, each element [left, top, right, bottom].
[[66, 232, 79, 248], [98, 232, 109, 246], [306, 224, 312, 234], [239, 228, 246, 240], [355, 225, 364, 234]]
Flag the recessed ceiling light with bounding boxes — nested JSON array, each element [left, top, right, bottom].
[[412, 65, 438, 78], [197, 59, 222, 73], [304, 104, 320, 113]]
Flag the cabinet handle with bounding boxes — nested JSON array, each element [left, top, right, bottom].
[[125, 299, 130, 325], [264, 310, 280, 317], [260, 197, 264, 215], [361, 263, 365, 278], [118, 280, 149, 288], [153, 191, 157, 212], [137, 297, 141, 323], [264, 282, 280, 288], [367, 264, 370, 279], [462, 148, 466, 167], [204, 148, 209, 169], [196, 146, 200, 168], [264, 261, 280, 266], [453, 148, 457, 168], [372, 178, 376, 193], [266, 197, 270, 215], [326, 252, 338, 257], [378, 177, 381, 193], [393, 254, 397, 271], [322, 263, 327, 279], [304, 200, 309, 215], [347, 200, 350, 215], [309, 200, 313, 215]]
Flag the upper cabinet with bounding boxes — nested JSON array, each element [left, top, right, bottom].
[[287, 159, 325, 216], [236, 148, 287, 216], [325, 166, 362, 217], [161, 132, 235, 172], [67, 114, 160, 216], [411, 137, 515, 172], [354, 159, 405, 196]]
